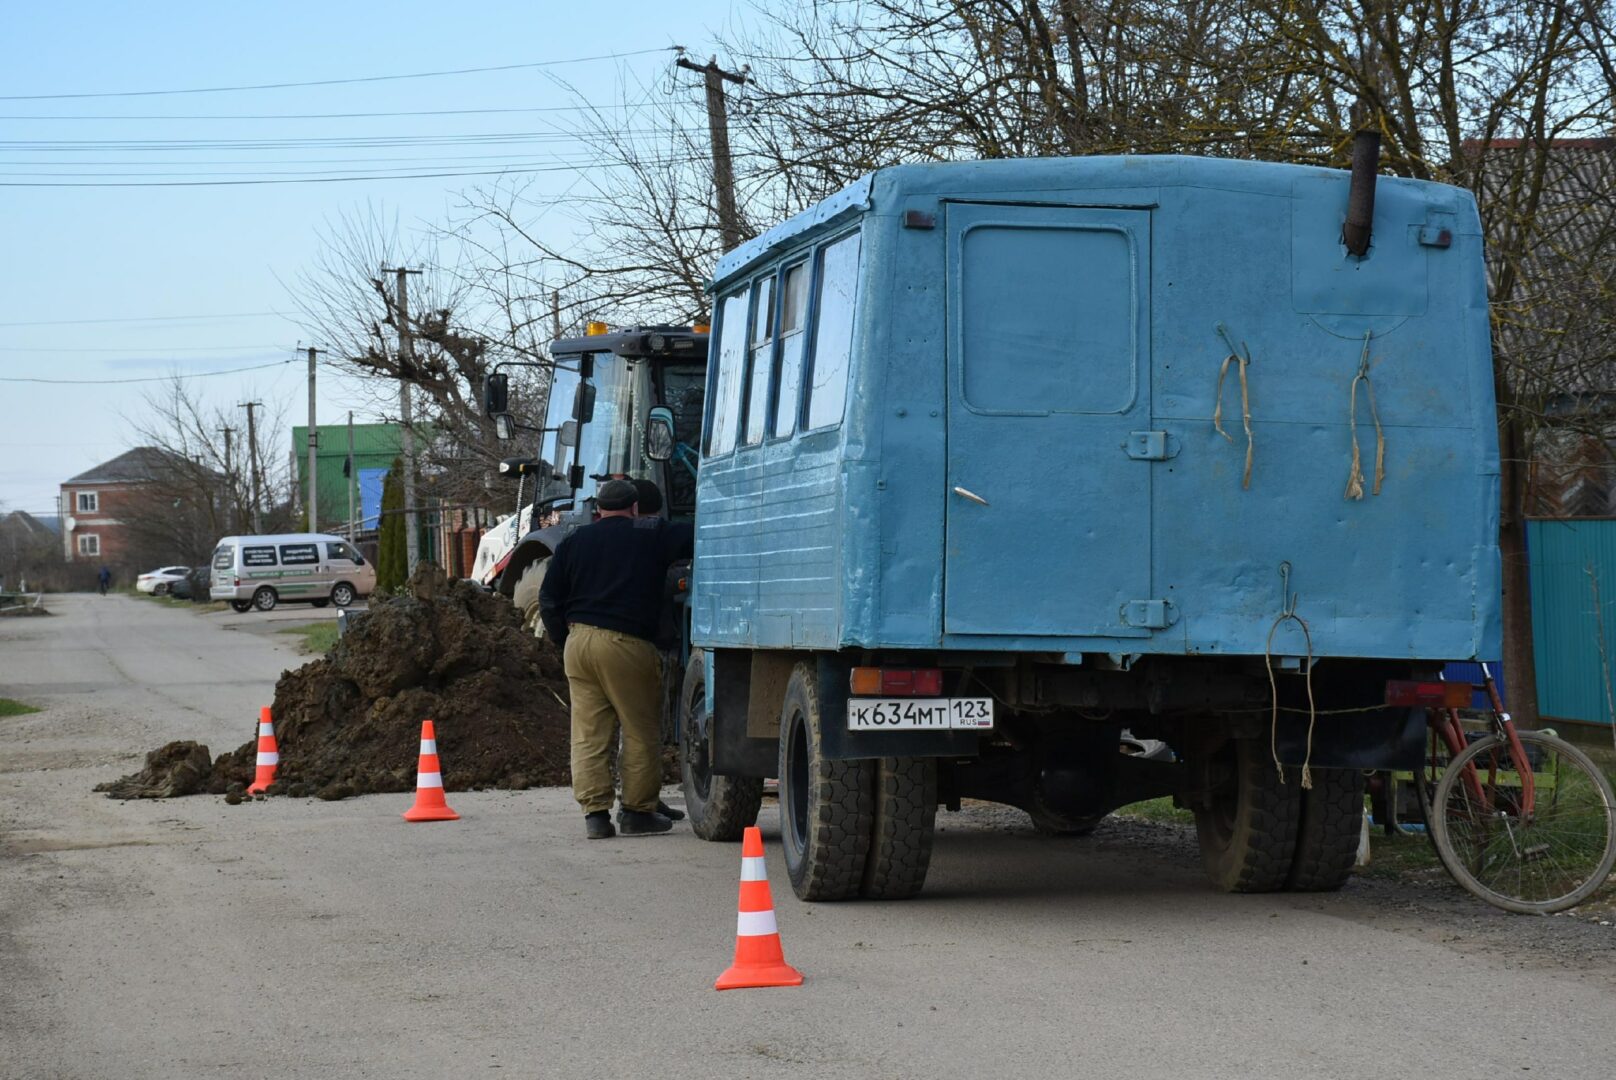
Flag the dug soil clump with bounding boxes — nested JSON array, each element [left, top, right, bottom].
[[99, 564, 579, 800]]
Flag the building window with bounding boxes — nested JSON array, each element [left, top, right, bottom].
[[77, 534, 100, 556], [76, 491, 98, 513]]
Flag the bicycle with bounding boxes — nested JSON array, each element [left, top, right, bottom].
[[1406, 664, 1616, 914]]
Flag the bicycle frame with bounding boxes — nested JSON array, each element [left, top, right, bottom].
[[1426, 664, 1536, 819]]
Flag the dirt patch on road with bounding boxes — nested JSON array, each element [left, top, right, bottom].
[[98, 564, 608, 801]]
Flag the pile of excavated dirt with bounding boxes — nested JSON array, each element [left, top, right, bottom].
[[99, 564, 593, 802]]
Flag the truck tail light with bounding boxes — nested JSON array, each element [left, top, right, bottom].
[[850, 667, 943, 696], [1385, 680, 1473, 709]]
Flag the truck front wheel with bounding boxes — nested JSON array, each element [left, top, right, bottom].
[[1193, 737, 1301, 893], [778, 661, 872, 901], [679, 650, 763, 841]]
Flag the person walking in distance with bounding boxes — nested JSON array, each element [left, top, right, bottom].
[[539, 479, 694, 838], [97, 566, 111, 596]]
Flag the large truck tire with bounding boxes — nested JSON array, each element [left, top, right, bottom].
[[679, 649, 762, 841], [779, 661, 872, 901], [1193, 737, 1301, 893], [1285, 767, 1364, 892], [861, 757, 937, 899]]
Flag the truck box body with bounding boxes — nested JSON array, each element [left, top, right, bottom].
[[691, 155, 1500, 665]]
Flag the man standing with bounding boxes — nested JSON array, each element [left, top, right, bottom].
[[97, 566, 111, 596], [539, 479, 693, 838]]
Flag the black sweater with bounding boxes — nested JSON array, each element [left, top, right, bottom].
[[537, 515, 694, 646]]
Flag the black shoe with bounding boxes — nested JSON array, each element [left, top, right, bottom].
[[656, 799, 686, 821], [584, 811, 616, 840], [617, 809, 674, 836]]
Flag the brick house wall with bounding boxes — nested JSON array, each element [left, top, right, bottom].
[[58, 480, 149, 566]]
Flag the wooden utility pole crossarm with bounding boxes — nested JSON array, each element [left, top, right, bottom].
[[676, 53, 750, 253]]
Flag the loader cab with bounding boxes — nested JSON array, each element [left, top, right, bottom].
[[487, 325, 708, 520]]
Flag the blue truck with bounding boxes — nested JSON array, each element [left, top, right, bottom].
[[490, 150, 1501, 903]]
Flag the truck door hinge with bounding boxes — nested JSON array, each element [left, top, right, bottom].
[[1125, 431, 1178, 461], [1121, 599, 1175, 629]]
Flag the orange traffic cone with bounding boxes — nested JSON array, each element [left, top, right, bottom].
[[246, 706, 278, 795], [403, 719, 459, 822], [714, 826, 804, 990]]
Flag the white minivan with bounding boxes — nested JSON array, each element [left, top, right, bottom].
[[211, 533, 376, 613]]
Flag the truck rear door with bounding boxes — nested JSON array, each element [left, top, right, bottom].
[[944, 203, 1153, 638]]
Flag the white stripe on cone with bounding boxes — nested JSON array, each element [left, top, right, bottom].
[[420, 739, 437, 754], [256, 751, 279, 765], [258, 723, 274, 736], [736, 909, 779, 937], [417, 771, 443, 789], [740, 856, 767, 881]]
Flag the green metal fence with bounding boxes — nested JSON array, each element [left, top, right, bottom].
[[1528, 518, 1616, 726]]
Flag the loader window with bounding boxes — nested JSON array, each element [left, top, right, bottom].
[[805, 231, 860, 431], [743, 275, 775, 446], [771, 260, 809, 438], [707, 290, 748, 457]]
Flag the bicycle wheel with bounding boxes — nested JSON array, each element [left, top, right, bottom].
[[1430, 730, 1616, 914]]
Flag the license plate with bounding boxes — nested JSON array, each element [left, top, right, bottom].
[[847, 697, 994, 731]]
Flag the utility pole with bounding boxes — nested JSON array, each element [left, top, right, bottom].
[[220, 425, 236, 530], [346, 410, 355, 542], [306, 346, 319, 532], [238, 401, 264, 533], [676, 53, 749, 252], [382, 266, 423, 574]]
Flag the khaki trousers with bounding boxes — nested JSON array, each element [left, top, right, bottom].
[[563, 624, 663, 814]]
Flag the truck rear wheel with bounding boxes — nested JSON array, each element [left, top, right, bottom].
[[1193, 737, 1301, 893], [1285, 767, 1364, 892], [679, 650, 763, 841], [779, 661, 872, 901], [861, 757, 937, 899]]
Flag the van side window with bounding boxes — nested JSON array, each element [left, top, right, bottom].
[[805, 232, 861, 431], [771, 261, 809, 438], [279, 544, 319, 565], [242, 546, 277, 567], [707, 290, 749, 456], [742, 275, 775, 445]]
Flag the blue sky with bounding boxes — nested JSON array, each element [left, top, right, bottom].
[[0, 0, 740, 516]]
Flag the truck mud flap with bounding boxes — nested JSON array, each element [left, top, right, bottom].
[[1271, 706, 1423, 771]]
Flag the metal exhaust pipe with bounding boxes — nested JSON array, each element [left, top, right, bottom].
[[1341, 130, 1381, 257]]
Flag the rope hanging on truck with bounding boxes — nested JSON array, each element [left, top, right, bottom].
[[1344, 331, 1386, 499], [1212, 324, 1254, 489], [1265, 562, 1318, 790]]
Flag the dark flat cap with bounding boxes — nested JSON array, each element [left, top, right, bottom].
[[596, 478, 639, 511], [631, 478, 663, 515]]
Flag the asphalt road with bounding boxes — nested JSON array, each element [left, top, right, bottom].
[[2, 594, 1613, 1079]]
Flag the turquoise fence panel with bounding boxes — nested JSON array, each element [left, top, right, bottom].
[[1527, 518, 1616, 726]]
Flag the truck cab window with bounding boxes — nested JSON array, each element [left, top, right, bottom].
[[805, 232, 861, 431], [743, 275, 775, 446], [707, 290, 748, 456], [772, 261, 809, 438]]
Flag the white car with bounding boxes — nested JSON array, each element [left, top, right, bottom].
[[135, 566, 191, 595]]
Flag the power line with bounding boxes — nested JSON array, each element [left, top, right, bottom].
[[0, 158, 706, 187], [0, 344, 282, 352], [0, 105, 665, 121], [0, 359, 296, 384], [0, 48, 677, 101], [0, 310, 289, 327]]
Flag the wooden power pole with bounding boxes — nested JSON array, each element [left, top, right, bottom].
[[676, 54, 749, 252], [383, 266, 423, 575], [238, 401, 264, 533]]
